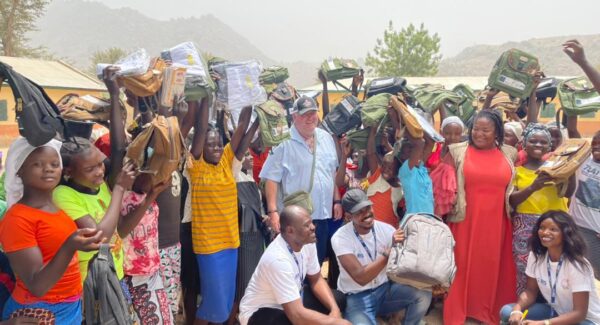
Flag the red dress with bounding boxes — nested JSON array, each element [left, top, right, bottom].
[[444, 146, 517, 325]]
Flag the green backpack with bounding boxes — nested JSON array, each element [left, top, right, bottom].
[[411, 84, 463, 114], [346, 128, 382, 151], [255, 100, 291, 147], [558, 77, 600, 116], [443, 100, 476, 125], [360, 93, 392, 127], [452, 84, 475, 100], [260, 66, 289, 85], [488, 48, 540, 99], [321, 57, 360, 81]]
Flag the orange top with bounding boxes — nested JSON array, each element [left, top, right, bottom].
[[367, 168, 399, 228], [0, 204, 82, 304]]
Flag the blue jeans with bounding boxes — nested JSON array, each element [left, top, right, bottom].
[[313, 219, 329, 265], [500, 303, 594, 325], [345, 281, 432, 325]]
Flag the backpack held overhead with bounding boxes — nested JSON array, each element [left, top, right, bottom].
[[57, 93, 127, 123], [488, 48, 540, 99], [0, 62, 65, 146], [558, 76, 600, 116], [320, 57, 360, 81], [118, 57, 167, 97], [364, 77, 407, 99], [259, 66, 289, 85], [255, 100, 290, 147], [126, 115, 190, 186], [387, 213, 456, 290], [84, 244, 131, 325], [360, 93, 392, 127], [321, 95, 362, 136]]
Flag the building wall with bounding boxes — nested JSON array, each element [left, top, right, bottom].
[[0, 87, 107, 142]]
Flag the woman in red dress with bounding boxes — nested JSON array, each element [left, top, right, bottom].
[[444, 109, 518, 324]]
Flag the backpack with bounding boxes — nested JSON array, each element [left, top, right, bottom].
[[538, 138, 591, 185], [387, 213, 456, 290], [126, 115, 190, 186], [536, 77, 560, 103], [0, 62, 65, 146], [118, 57, 167, 97], [411, 84, 463, 114], [360, 93, 392, 127], [83, 244, 130, 325], [452, 84, 475, 100], [57, 94, 126, 123], [259, 66, 289, 85], [488, 48, 540, 99], [390, 95, 423, 139], [320, 58, 360, 81], [364, 77, 407, 99], [255, 100, 291, 147], [557, 76, 600, 116], [321, 95, 361, 136]]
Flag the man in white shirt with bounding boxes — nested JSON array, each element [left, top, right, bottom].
[[239, 205, 350, 325], [332, 189, 432, 325]]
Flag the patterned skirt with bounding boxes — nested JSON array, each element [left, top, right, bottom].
[[512, 213, 540, 295]]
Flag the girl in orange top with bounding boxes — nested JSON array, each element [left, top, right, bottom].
[[0, 137, 104, 324]]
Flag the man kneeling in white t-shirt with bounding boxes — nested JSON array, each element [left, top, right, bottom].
[[239, 205, 350, 325], [332, 189, 432, 325]]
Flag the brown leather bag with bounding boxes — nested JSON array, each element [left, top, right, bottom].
[[118, 57, 167, 97], [125, 115, 190, 185], [57, 93, 126, 122], [538, 138, 591, 183]]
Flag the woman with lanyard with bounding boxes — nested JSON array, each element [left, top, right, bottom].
[[500, 210, 600, 325], [509, 123, 575, 295]]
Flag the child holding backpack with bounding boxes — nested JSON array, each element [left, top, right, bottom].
[[0, 137, 105, 324]]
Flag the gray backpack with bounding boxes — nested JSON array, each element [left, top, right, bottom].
[[83, 244, 131, 325], [386, 213, 456, 290]]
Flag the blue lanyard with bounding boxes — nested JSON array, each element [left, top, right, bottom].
[[286, 242, 304, 294], [353, 227, 377, 261], [546, 254, 564, 304]]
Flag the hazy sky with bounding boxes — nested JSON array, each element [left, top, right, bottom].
[[99, 0, 599, 63]]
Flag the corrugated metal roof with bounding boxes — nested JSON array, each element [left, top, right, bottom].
[[0, 56, 106, 91]]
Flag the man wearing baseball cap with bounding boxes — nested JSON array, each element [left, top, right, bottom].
[[260, 95, 342, 265], [331, 189, 432, 324]]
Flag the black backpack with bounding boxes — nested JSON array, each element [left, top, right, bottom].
[[321, 95, 362, 136], [83, 244, 130, 325], [0, 62, 66, 146], [364, 77, 407, 99]]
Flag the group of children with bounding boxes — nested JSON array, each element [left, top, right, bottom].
[[0, 39, 599, 325]]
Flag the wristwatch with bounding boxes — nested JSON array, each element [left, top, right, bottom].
[[333, 200, 342, 205]]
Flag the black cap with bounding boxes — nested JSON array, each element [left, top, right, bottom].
[[291, 95, 319, 115], [342, 189, 373, 214]]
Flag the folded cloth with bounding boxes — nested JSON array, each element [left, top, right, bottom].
[[430, 162, 457, 217]]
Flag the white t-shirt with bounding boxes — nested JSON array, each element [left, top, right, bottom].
[[570, 157, 600, 232], [331, 221, 395, 294], [239, 234, 320, 325], [525, 252, 600, 324]]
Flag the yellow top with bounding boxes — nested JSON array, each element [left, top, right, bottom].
[[188, 144, 239, 254], [513, 166, 568, 214]]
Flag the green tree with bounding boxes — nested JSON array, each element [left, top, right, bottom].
[[0, 0, 49, 57], [366, 22, 442, 77], [89, 47, 128, 74]]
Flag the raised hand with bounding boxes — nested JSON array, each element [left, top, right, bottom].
[[102, 66, 121, 96], [115, 161, 137, 190], [562, 39, 587, 66]]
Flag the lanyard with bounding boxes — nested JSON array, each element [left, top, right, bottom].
[[546, 254, 564, 304], [286, 242, 304, 293], [353, 227, 377, 261]]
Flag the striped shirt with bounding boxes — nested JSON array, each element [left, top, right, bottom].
[[188, 143, 239, 254]]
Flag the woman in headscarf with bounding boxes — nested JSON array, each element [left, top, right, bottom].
[[504, 121, 524, 149], [509, 123, 575, 294], [425, 116, 465, 171], [0, 137, 105, 324]]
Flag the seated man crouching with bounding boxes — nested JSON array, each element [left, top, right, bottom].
[[332, 188, 432, 325], [239, 205, 350, 325]]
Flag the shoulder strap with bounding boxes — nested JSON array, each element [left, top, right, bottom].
[[308, 135, 318, 192]]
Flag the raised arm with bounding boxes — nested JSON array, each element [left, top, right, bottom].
[[318, 70, 330, 117], [566, 115, 581, 139], [103, 66, 128, 189], [230, 105, 259, 161], [335, 137, 351, 188], [526, 72, 544, 125], [117, 179, 171, 238], [190, 97, 210, 160], [563, 39, 600, 93]]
